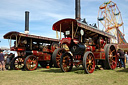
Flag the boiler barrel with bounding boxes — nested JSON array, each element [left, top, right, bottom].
[[71, 44, 85, 55]]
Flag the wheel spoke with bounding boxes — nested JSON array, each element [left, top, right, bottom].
[[56, 56, 61, 59], [109, 50, 115, 55], [86, 61, 89, 64], [112, 55, 116, 58], [57, 54, 61, 57]]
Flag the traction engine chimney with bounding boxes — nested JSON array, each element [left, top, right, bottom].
[[25, 11, 29, 34], [75, 0, 81, 21]]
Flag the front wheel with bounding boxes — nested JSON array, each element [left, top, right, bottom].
[[24, 55, 38, 71], [11, 56, 24, 70], [52, 48, 66, 68], [83, 51, 95, 74], [60, 52, 73, 72]]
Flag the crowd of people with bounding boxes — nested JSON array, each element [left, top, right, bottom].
[[0, 50, 15, 71]]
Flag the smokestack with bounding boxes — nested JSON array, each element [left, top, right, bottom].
[[25, 11, 29, 34], [75, 0, 81, 21]]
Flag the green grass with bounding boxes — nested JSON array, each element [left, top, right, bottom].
[[0, 66, 128, 85]]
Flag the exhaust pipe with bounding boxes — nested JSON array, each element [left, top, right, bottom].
[[75, 0, 81, 21], [25, 11, 29, 34]]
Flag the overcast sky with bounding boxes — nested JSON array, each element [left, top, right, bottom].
[[0, 0, 128, 48]]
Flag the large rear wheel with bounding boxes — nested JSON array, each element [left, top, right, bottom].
[[101, 44, 110, 68], [60, 52, 73, 72], [52, 48, 66, 68], [24, 55, 38, 71], [83, 51, 95, 74], [105, 44, 117, 69]]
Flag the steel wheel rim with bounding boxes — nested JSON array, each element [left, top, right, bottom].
[[86, 53, 95, 73], [26, 56, 38, 70]]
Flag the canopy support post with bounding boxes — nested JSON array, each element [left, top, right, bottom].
[[16, 36, 18, 47], [10, 36, 12, 48], [56, 30, 59, 39], [72, 22, 74, 39], [30, 39, 32, 50], [60, 24, 61, 40]]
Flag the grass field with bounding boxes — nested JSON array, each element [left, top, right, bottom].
[[0, 66, 128, 85]]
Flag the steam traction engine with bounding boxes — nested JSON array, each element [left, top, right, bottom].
[[4, 31, 59, 71], [52, 0, 117, 74], [3, 11, 59, 71], [52, 19, 117, 74]]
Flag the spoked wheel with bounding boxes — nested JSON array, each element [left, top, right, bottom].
[[105, 44, 117, 69], [60, 52, 73, 72], [11, 56, 24, 70], [52, 48, 66, 68], [24, 55, 38, 71], [83, 51, 95, 74]]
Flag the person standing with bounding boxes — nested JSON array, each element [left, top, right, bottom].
[[0, 51, 6, 71], [5, 54, 11, 70], [9, 53, 15, 61], [117, 49, 125, 68], [117, 53, 121, 67], [124, 52, 128, 63]]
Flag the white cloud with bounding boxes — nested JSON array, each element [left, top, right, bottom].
[[0, 0, 67, 21]]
